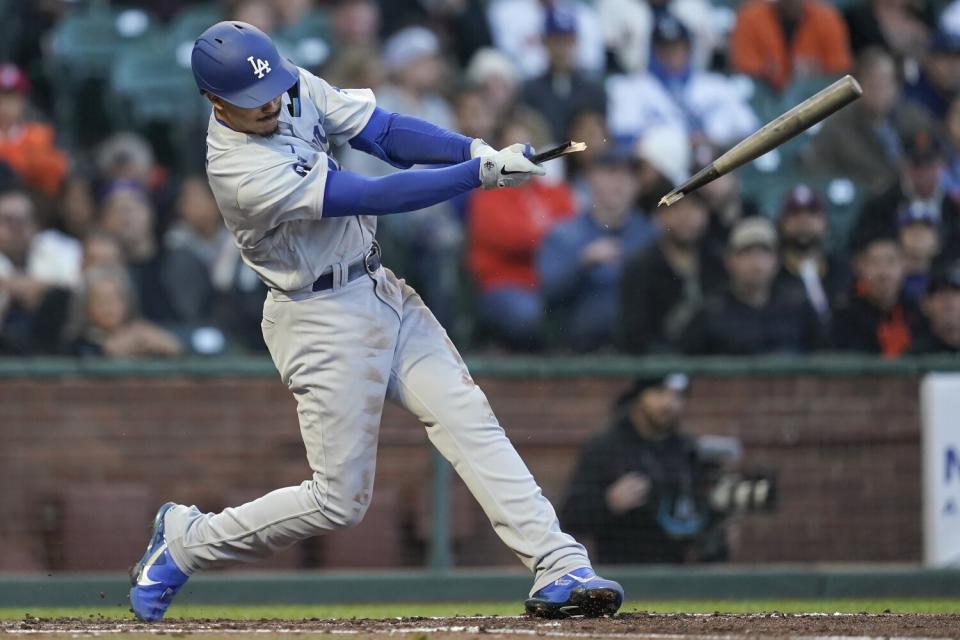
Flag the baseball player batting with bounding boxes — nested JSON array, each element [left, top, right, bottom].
[[128, 22, 622, 621]]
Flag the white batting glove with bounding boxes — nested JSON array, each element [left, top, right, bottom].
[[479, 143, 545, 189], [470, 138, 497, 158]]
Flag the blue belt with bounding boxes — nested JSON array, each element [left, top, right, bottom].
[[311, 242, 381, 292]]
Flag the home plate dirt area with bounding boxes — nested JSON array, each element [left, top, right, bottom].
[[4, 613, 960, 639]]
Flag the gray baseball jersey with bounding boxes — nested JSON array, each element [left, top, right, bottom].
[[205, 67, 376, 293], [163, 65, 593, 594]]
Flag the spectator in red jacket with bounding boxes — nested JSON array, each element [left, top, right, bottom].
[[731, 0, 853, 93], [467, 114, 577, 349], [0, 64, 68, 197]]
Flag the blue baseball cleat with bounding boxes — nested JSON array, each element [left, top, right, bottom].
[[525, 567, 624, 618], [129, 502, 189, 622]]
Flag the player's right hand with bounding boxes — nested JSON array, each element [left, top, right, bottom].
[[479, 143, 545, 190]]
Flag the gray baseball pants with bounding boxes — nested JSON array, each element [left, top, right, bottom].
[[163, 266, 590, 594]]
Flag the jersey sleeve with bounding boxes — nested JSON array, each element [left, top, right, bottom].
[[301, 68, 377, 146], [234, 148, 330, 233]]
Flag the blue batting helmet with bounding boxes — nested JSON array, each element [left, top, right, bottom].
[[191, 21, 299, 108]]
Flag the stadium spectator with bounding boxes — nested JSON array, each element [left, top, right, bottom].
[[897, 202, 942, 302], [228, 0, 279, 34], [65, 265, 182, 358], [730, 0, 853, 93], [520, 5, 607, 143], [464, 48, 521, 125], [272, 0, 315, 32], [942, 95, 960, 194], [692, 145, 760, 264], [0, 187, 77, 354], [467, 115, 576, 350], [377, 0, 492, 68], [161, 176, 231, 325], [560, 373, 732, 564], [372, 26, 462, 329], [680, 217, 823, 355], [453, 83, 497, 145], [596, 0, 719, 74], [564, 108, 610, 205], [805, 48, 934, 195], [904, 30, 960, 120], [850, 127, 960, 254], [56, 174, 98, 241], [487, 0, 605, 79], [843, 0, 932, 59], [606, 13, 758, 148], [539, 147, 657, 351], [774, 185, 851, 325], [912, 263, 960, 353], [81, 231, 125, 274], [0, 64, 68, 197], [833, 234, 924, 356], [620, 194, 724, 354], [635, 126, 690, 212], [98, 182, 175, 324], [331, 0, 381, 51]]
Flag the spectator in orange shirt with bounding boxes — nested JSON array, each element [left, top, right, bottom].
[[731, 0, 853, 93], [467, 114, 577, 349], [0, 64, 68, 197]]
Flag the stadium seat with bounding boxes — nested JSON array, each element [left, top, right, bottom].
[[109, 40, 206, 128]]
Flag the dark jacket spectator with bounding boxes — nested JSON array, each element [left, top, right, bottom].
[[620, 194, 725, 354], [774, 185, 852, 325], [539, 149, 658, 351], [98, 181, 176, 324], [903, 30, 960, 121], [805, 48, 934, 195], [850, 127, 960, 257], [843, 0, 932, 59], [681, 218, 823, 355], [730, 0, 852, 93], [520, 6, 606, 141], [561, 374, 726, 564], [897, 202, 945, 301], [912, 263, 960, 353], [833, 234, 925, 356]]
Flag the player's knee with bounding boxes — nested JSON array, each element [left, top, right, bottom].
[[305, 478, 372, 530]]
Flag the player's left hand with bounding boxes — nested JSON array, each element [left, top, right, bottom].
[[479, 143, 545, 190]]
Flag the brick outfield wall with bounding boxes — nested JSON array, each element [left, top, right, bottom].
[[0, 374, 921, 571]]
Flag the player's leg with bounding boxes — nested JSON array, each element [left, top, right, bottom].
[[131, 280, 399, 620], [382, 270, 622, 616]]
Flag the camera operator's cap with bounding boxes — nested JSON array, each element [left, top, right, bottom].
[[623, 373, 690, 401], [897, 201, 938, 228], [0, 64, 30, 95], [544, 5, 578, 36], [728, 217, 777, 252], [780, 184, 824, 218], [927, 263, 960, 295]]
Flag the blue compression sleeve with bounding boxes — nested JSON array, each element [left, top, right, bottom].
[[349, 107, 473, 168], [322, 158, 481, 217]]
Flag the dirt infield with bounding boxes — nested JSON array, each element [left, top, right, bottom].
[[4, 613, 960, 638]]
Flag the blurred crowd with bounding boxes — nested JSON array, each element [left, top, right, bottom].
[[2, 0, 960, 358]]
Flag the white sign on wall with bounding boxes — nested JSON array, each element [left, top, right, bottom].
[[921, 374, 960, 567]]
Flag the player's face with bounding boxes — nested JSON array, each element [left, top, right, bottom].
[[212, 94, 284, 136]]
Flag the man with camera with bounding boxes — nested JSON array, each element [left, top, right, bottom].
[[560, 374, 773, 564]]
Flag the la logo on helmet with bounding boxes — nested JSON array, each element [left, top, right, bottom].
[[247, 56, 272, 79]]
